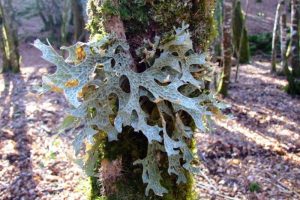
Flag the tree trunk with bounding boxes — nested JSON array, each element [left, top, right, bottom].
[[61, 0, 72, 44], [85, 0, 216, 199], [271, 0, 284, 73], [213, 0, 224, 58], [71, 0, 85, 41], [286, 0, 300, 94], [0, 0, 20, 73], [232, 0, 250, 65], [218, 0, 233, 97], [280, 1, 288, 73], [290, 0, 300, 77]]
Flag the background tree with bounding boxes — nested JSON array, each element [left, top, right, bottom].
[[218, 0, 233, 97], [0, 0, 20, 73], [232, 0, 250, 65], [271, 0, 284, 73], [36, 0, 86, 44], [35, 0, 62, 32], [280, 0, 288, 73], [61, 0, 72, 44], [71, 0, 85, 41], [286, 0, 300, 94], [213, 0, 224, 58]]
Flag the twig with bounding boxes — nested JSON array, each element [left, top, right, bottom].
[[265, 172, 300, 198], [198, 169, 218, 190]]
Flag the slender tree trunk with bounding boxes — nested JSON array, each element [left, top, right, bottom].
[[218, 0, 233, 97], [286, 0, 300, 94], [0, 0, 20, 73], [61, 0, 71, 44], [290, 0, 300, 77], [86, 0, 216, 199], [280, 1, 288, 73], [71, 0, 85, 41], [271, 0, 284, 73], [213, 0, 223, 58], [232, 0, 250, 64], [233, 0, 250, 82]]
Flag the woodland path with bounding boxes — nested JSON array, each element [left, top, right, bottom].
[[0, 43, 300, 199]]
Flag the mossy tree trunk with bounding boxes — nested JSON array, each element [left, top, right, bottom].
[[85, 0, 216, 199], [218, 0, 233, 97], [213, 0, 224, 58], [61, 0, 86, 44], [290, 0, 300, 76], [286, 0, 300, 94], [61, 0, 72, 44], [71, 0, 85, 41], [0, 0, 20, 73], [232, 0, 250, 65]]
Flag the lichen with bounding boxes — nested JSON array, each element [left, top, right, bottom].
[[35, 23, 224, 198]]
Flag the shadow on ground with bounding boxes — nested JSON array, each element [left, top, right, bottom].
[[0, 72, 38, 199]]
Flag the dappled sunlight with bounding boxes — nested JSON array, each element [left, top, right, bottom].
[[0, 68, 86, 199], [234, 62, 287, 87], [197, 58, 300, 198], [227, 101, 300, 146], [0, 0, 299, 198], [215, 118, 300, 164]]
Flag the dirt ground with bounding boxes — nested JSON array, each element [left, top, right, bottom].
[[197, 60, 300, 199], [0, 43, 86, 199]]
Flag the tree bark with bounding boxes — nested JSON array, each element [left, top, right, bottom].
[[0, 0, 20, 73], [286, 0, 300, 94], [290, 0, 300, 77], [232, 0, 250, 65], [218, 0, 233, 97], [71, 0, 85, 41], [280, 1, 288, 73], [61, 0, 72, 44], [86, 0, 216, 199], [271, 0, 284, 73]]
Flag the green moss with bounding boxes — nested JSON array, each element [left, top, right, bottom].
[[86, 0, 106, 38], [89, 127, 199, 200], [239, 28, 250, 63], [249, 33, 273, 55], [149, 0, 216, 51], [232, 0, 250, 63], [87, 0, 216, 52], [284, 75, 300, 95]]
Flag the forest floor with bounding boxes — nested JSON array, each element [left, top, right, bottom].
[[197, 59, 300, 199], [0, 43, 300, 200]]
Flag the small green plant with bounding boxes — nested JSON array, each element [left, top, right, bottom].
[[249, 182, 261, 193], [249, 33, 273, 55]]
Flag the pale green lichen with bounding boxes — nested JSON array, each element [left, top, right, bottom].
[[34, 24, 224, 197]]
